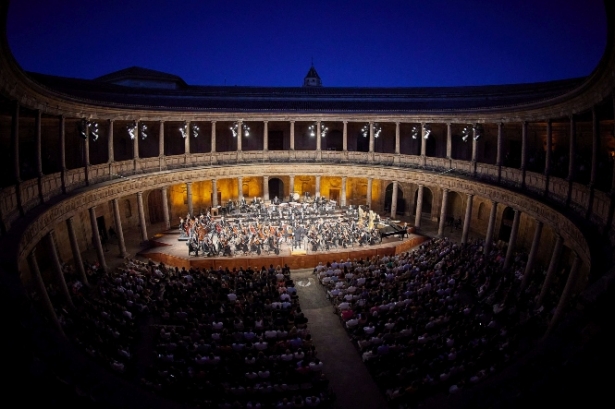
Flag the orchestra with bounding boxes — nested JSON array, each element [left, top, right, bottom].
[[183, 197, 385, 257]]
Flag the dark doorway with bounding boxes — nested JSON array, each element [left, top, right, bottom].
[[498, 206, 515, 242], [96, 216, 108, 242], [269, 131, 284, 150], [269, 178, 284, 201], [148, 189, 164, 224]]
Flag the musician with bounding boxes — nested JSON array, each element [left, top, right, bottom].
[[273, 196, 280, 205], [187, 235, 199, 256]]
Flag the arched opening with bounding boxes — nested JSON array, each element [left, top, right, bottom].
[[498, 206, 515, 242], [148, 189, 164, 224], [477, 202, 487, 220], [413, 187, 433, 218], [268, 178, 284, 202], [324, 130, 343, 151], [384, 183, 404, 215]]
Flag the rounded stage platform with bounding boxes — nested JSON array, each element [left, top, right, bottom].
[[140, 230, 429, 271]]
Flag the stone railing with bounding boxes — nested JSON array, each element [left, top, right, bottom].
[[0, 150, 609, 263]]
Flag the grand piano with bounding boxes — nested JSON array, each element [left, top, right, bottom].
[[379, 221, 408, 240]]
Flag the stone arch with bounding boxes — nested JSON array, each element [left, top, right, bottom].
[[447, 191, 464, 219], [268, 177, 284, 202], [413, 186, 433, 217], [384, 183, 404, 214], [147, 189, 164, 224], [499, 206, 515, 242], [477, 202, 487, 220]]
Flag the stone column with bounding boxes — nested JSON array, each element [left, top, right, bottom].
[[137, 191, 148, 242], [415, 184, 424, 229], [36, 110, 43, 176], [544, 120, 552, 176], [289, 175, 295, 200], [461, 194, 473, 245], [446, 123, 452, 159], [367, 178, 373, 208], [548, 253, 581, 333], [590, 108, 599, 186], [538, 234, 564, 305], [437, 188, 449, 237], [157, 120, 164, 157], [237, 120, 243, 152], [390, 181, 398, 218], [47, 231, 73, 307], [212, 179, 218, 207], [315, 176, 321, 198], [290, 121, 295, 150], [112, 198, 128, 258], [368, 122, 375, 153], [133, 120, 139, 159], [343, 121, 348, 152], [184, 121, 191, 155], [568, 115, 575, 180], [84, 121, 90, 166], [211, 121, 217, 153], [471, 125, 478, 163], [395, 122, 401, 155], [484, 201, 498, 255], [186, 182, 194, 215], [161, 186, 170, 229], [263, 121, 268, 151], [316, 121, 322, 151], [66, 217, 88, 286], [503, 209, 521, 270], [12, 101, 20, 182], [107, 120, 115, 163], [341, 177, 347, 207], [520, 121, 527, 170], [496, 122, 503, 166], [28, 250, 63, 334], [237, 177, 243, 201], [521, 221, 543, 292], [89, 207, 108, 273], [420, 123, 427, 156], [263, 176, 270, 201], [60, 115, 67, 192], [107, 119, 115, 163]]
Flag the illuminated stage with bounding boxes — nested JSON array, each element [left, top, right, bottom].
[[140, 230, 429, 271]]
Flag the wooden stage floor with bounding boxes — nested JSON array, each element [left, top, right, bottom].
[[140, 230, 429, 271]]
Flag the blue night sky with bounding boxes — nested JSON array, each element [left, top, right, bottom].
[[5, 0, 607, 88]]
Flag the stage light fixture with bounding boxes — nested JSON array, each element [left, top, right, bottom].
[[127, 120, 137, 140], [231, 121, 250, 137]]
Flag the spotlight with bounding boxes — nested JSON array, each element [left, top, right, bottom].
[[309, 122, 328, 138], [191, 123, 200, 138], [411, 126, 419, 139], [230, 122, 250, 137], [361, 123, 380, 138], [473, 124, 482, 141], [461, 125, 472, 142], [127, 120, 137, 140], [140, 123, 148, 140], [373, 123, 382, 138], [80, 119, 99, 141], [180, 121, 188, 138], [423, 124, 431, 139]]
